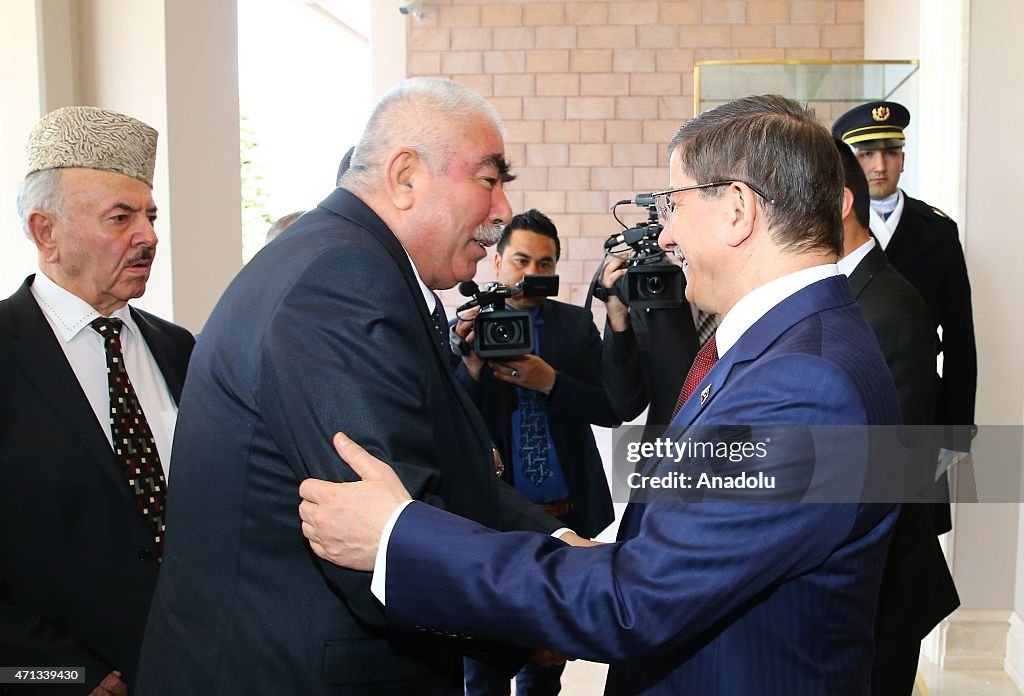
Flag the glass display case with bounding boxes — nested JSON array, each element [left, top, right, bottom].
[[694, 60, 919, 125]]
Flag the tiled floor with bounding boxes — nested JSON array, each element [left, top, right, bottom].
[[916, 658, 1022, 696], [548, 657, 1024, 695]]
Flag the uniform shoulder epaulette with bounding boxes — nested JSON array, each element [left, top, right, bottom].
[[930, 206, 951, 220]]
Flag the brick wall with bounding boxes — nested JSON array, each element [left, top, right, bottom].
[[417, 1, 864, 314]]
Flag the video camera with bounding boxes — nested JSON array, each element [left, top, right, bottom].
[[594, 194, 684, 309], [456, 275, 560, 358]]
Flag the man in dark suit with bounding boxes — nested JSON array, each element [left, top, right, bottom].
[[833, 102, 977, 533], [136, 78, 563, 696], [455, 209, 617, 695], [0, 107, 194, 695], [835, 139, 960, 695], [299, 95, 903, 695]]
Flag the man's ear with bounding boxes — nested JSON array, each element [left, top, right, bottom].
[[841, 187, 854, 222], [383, 148, 423, 211], [493, 250, 502, 276], [723, 181, 757, 248], [26, 211, 59, 262]]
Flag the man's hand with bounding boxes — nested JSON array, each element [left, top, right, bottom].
[[299, 433, 412, 571], [559, 531, 603, 548], [490, 354, 557, 394], [600, 256, 630, 331], [88, 671, 127, 696], [531, 648, 569, 668], [453, 308, 484, 380]]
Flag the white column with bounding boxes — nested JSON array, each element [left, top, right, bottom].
[[73, 0, 241, 331], [0, 1, 45, 296]]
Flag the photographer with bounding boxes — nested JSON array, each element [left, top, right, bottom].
[[454, 209, 618, 696], [598, 214, 707, 436]]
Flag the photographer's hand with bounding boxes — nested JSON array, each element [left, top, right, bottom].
[[454, 309, 484, 381], [600, 256, 630, 331], [490, 355, 557, 395]]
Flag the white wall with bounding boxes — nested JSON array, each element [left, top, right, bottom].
[[962, 0, 1024, 610]]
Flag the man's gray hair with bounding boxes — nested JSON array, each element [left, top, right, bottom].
[[341, 78, 504, 193], [16, 169, 66, 240]]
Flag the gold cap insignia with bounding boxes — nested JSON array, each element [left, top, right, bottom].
[[871, 106, 891, 122]]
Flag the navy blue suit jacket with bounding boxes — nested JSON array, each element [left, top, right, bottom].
[[384, 275, 901, 695], [136, 189, 558, 695]]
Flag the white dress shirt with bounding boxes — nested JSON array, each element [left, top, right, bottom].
[[715, 264, 840, 358], [30, 271, 178, 477], [837, 238, 876, 278]]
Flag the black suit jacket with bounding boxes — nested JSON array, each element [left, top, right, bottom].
[[0, 276, 193, 695], [602, 303, 700, 439], [457, 299, 617, 538], [885, 194, 977, 452], [136, 188, 560, 696], [847, 246, 959, 659]]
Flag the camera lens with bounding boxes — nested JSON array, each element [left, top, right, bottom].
[[643, 275, 666, 296], [487, 320, 522, 345]]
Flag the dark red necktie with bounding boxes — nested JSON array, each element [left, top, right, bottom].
[[671, 334, 719, 420], [91, 317, 167, 559]]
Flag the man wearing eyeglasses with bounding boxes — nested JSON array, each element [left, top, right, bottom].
[[298, 95, 902, 695]]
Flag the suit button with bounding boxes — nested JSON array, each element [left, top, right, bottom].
[[138, 549, 154, 562]]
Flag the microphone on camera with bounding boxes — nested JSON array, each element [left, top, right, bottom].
[[456, 281, 482, 313], [613, 192, 656, 208]]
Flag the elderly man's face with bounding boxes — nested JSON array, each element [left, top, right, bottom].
[[47, 168, 158, 314], [408, 116, 513, 290]]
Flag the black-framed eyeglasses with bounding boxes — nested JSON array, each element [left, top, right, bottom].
[[651, 180, 775, 224]]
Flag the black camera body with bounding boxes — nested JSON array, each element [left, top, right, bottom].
[[458, 275, 559, 358], [597, 203, 684, 309]]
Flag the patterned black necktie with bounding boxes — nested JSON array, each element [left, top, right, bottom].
[[430, 294, 449, 353], [91, 317, 167, 559]]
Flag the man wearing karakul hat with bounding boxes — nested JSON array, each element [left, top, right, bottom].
[[0, 106, 194, 695]]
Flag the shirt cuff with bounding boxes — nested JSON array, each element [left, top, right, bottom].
[[370, 499, 415, 605], [552, 527, 573, 539]]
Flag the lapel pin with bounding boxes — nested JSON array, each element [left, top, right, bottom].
[[700, 384, 712, 405]]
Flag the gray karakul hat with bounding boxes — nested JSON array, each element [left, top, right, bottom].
[[25, 106, 158, 188]]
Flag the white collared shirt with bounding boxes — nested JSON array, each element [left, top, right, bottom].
[[837, 238, 876, 278], [868, 189, 905, 250], [715, 264, 841, 358], [30, 271, 178, 477]]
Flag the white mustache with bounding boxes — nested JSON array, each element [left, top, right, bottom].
[[474, 223, 503, 246]]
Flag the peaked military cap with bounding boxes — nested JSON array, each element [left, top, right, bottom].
[[831, 101, 910, 150]]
